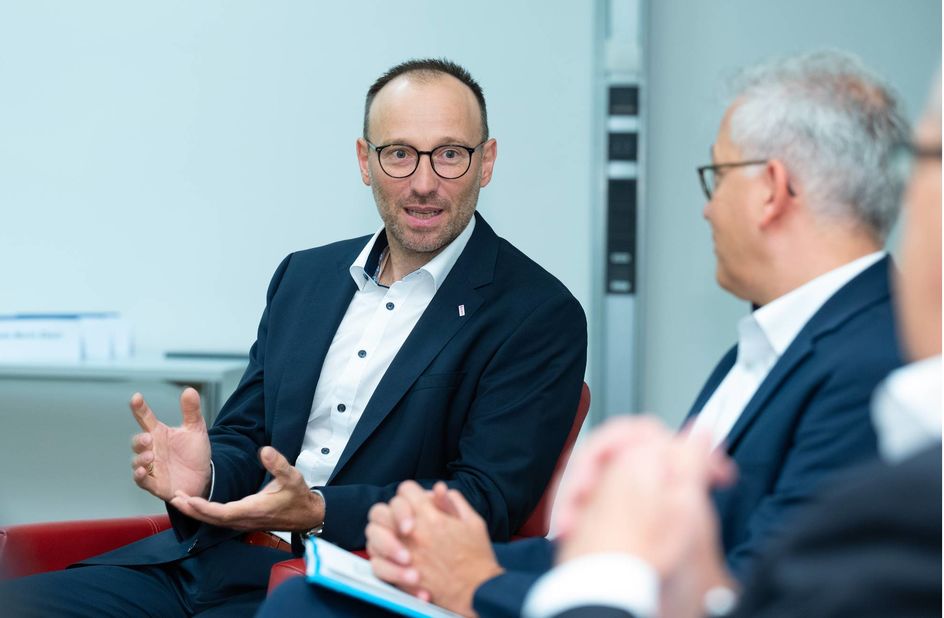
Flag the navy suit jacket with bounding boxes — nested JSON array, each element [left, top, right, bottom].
[[83, 212, 587, 567], [473, 256, 902, 618]]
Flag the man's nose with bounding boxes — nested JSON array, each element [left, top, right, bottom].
[[410, 154, 440, 195]]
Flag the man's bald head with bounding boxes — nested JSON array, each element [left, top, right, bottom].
[[363, 58, 488, 143]]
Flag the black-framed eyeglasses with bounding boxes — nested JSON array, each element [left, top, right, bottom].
[[367, 141, 486, 179], [890, 141, 942, 179], [696, 160, 770, 200]]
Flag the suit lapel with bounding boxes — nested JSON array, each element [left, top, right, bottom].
[[684, 345, 738, 424], [272, 252, 360, 462], [721, 256, 893, 452], [328, 213, 498, 482]]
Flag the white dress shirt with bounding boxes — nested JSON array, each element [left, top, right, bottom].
[[693, 251, 885, 448], [295, 216, 475, 489], [523, 251, 887, 618], [240, 217, 474, 541], [871, 355, 942, 463]]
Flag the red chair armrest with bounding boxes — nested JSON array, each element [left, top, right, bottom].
[[0, 515, 171, 579], [267, 549, 368, 594]]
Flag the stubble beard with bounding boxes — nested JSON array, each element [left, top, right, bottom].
[[373, 177, 480, 256]]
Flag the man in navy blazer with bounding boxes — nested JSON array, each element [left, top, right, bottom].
[[1, 59, 586, 616], [519, 67, 942, 618], [277, 51, 908, 618]]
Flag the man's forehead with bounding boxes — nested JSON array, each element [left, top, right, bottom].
[[368, 73, 481, 141]]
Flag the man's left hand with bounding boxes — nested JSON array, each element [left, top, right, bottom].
[[169, 446, 324, 532]]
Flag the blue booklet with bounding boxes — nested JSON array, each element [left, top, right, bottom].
[[305, 538, 462, 618]]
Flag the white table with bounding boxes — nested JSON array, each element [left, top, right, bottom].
[[0, 356, 247, 424]]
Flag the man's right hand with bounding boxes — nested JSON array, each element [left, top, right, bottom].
[[130, 387, 212, 502]]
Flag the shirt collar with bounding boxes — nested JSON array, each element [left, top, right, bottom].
[[752, 251, 886, 356], [349, 215, 476, 292], [871, 355, 942, 462]]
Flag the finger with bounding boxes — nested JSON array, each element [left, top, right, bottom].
[[132, 465, 153, 486], [431, 482, 459, 517], [179, 387, 205, 429], [259, 446, 296, 482], [395, 481, 431, 510], [171, 493, 243, 527], [130, 393, 159, 432], [365, 522, 411, 565], [561, 418, 658, 499], [370, 556, 419, 588], [130, 432, 152, 454], [708, 452, 738, 488], [445, 489, 480, 522], [557, 417, 671, 530], [669, 431, 718, 490], [367, 502, 396, 529], [388, 495, 415, 536], [168, 494, 202, 520], [130, 451, 154, 470]]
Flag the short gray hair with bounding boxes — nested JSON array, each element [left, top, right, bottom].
[[728, 50, 909, 241]]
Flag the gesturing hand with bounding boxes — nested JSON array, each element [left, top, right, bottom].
[[168, 446, 325, 533], [130, 387, 212, 502]]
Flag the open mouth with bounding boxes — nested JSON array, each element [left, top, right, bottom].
[[404, 207, 444, 220]]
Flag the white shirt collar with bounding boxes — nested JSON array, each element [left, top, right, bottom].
[[871, 355, 942, 463], [349, 215, 476, 292], [752, 251, 886, 356]]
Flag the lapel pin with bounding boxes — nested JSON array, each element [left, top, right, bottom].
[[458, 304, 466, 317]]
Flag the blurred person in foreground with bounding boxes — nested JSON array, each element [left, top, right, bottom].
[[259, 50, 913, 618]]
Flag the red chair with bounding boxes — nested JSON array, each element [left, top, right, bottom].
[[1, 383, 591, 591]]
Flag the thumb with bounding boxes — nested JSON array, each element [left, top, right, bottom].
[[431, 482, 460, 517], [446, 488, 480, 522], [259, 446, 293, 480], [179, 388, 205, 429]]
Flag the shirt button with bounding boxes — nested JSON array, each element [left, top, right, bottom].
[[321, 447, 330, 455], [337, 403, 346, 412], [386, 302, 395, 310], [357, 350, 367, 358]]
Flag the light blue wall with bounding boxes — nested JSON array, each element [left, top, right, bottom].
[[640, 0, 942, 425], [0, 0, 597, 371]]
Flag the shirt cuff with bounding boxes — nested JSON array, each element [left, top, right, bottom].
[[522, 553, 659, 618]]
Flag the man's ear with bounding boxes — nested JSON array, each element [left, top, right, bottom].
[[478, 139, 498, 188], [356, 138, 371, 186], [759, 159, 795, 228]]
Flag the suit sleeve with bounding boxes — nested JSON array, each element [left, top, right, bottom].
[[166, 253, 293, 535], [733, 446, 942, 617], [723, 362, 880, 578], [317, 291, 588, 549], [472, 538, 556, 617]]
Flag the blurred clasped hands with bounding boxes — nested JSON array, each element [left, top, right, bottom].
[[366, 416, 739, 618]]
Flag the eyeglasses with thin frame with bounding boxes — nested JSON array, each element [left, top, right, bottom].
[[367, 141, 486, 179], [696, 160, 769, 200]]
